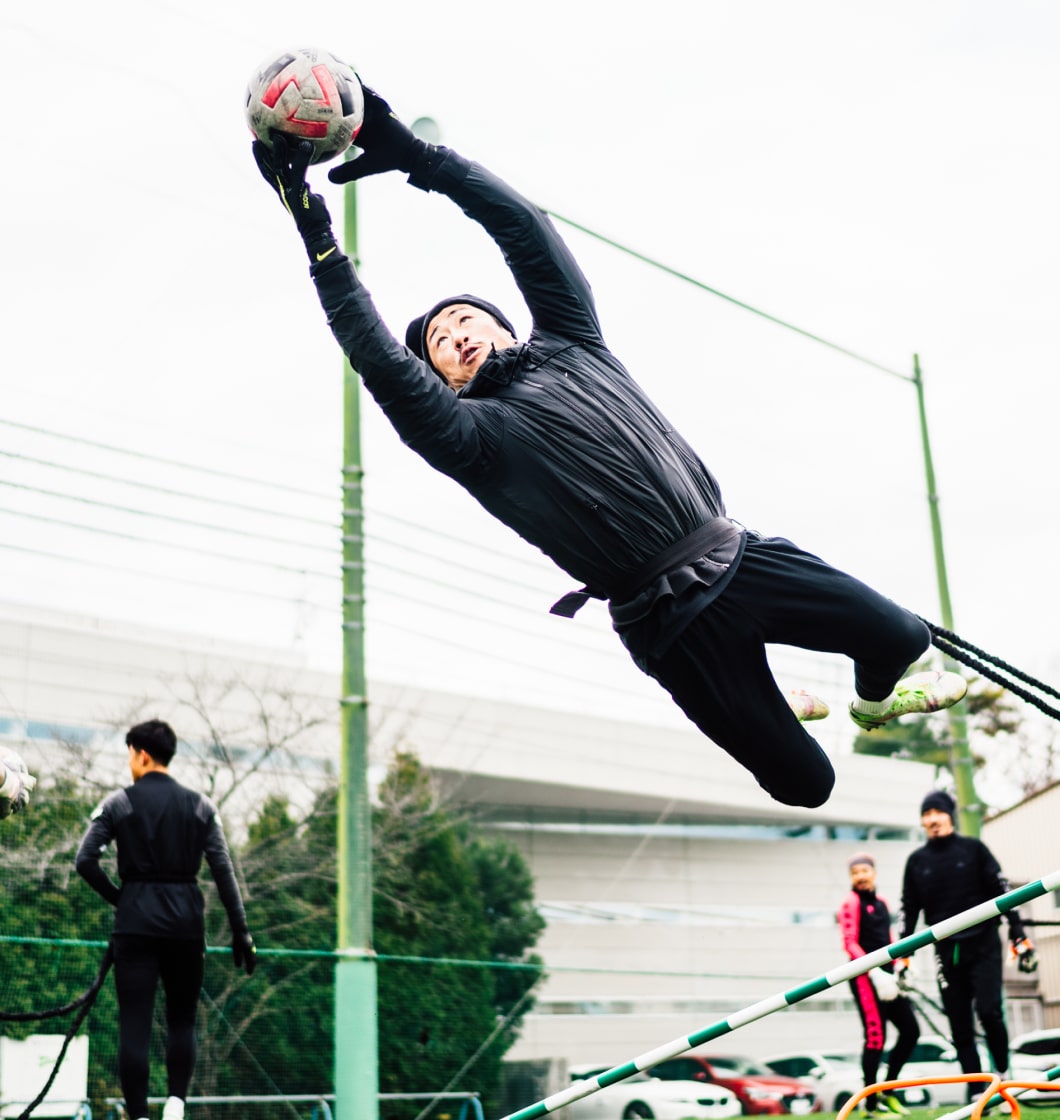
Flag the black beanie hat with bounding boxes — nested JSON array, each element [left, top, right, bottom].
[[405, 294, 518, 379], [920, 789, 956, 819]]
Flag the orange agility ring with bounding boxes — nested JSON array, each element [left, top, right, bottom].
[[838, 1073, 1060, 1120]]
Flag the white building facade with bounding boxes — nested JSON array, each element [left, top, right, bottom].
[[1, 600, 945, 1069]]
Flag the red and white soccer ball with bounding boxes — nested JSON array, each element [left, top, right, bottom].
[[245, 47, 364, 165]]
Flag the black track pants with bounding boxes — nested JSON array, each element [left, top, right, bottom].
[[935, 929, 1009, 1086], [642, 536, 930, 806], [112, 934, 205, 1119]]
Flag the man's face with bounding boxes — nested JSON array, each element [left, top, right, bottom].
[[921, 807, 955, 838], [426, 303, 517, 390], [849, 861, 876, 892]]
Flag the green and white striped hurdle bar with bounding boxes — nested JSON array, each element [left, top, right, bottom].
[[501, 869, 1060, 1120]]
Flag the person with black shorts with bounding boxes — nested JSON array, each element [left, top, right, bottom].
[[76, 720, 256, 1120]]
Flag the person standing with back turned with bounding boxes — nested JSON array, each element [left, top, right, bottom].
[[76, 720, 257, 1120]]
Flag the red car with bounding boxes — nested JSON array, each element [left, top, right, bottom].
[[648, 1054, 820, 1116]]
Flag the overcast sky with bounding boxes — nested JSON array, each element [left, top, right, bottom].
[[3, 0, 1058, 801]]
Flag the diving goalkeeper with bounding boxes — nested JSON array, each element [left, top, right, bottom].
[[252, 80, 967, 809]]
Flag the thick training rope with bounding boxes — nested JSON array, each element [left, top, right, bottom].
[[0, 943, 113, 1120], [902, 982, 959, 1043], [499, 872, 1060, 1120], [922, 620, 1060, 722]]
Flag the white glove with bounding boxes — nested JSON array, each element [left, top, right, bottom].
[[871, 967, 900, 1001], [0, 750, 37, 818]]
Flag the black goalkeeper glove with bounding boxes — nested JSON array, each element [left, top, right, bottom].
[[253, 133, 335, 254], [232, 929, 257, 976], [1012, 937, 1038, 974], [328, 85, 428, 184]]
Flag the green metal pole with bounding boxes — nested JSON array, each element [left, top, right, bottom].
[[335, 176, 379, 1120], [912, 354, 981, 837]]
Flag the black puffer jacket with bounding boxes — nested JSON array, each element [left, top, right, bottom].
[[311, 149, 746, 656]]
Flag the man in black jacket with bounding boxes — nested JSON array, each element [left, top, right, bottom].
[[899, 790, 1037, 1095], [76, 720, 256, 1120], [253, 82, 967, 809]]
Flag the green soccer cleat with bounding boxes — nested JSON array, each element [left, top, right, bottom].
[[879, 1092, 910, 1116], [849, 670, 968, 731], [786, 690, 830, 722]]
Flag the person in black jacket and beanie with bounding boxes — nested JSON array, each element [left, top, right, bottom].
[[898, 790, 1037, 1096], [76, 720, 256, 1120], [253, 80, 968, 809]]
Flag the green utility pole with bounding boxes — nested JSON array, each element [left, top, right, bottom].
[[335, 178, 379, 1119], [913, 353, 981, 837]]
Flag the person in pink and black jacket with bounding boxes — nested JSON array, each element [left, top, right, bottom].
[[839, 852, 920, 1115]]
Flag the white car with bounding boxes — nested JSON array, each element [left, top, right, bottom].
[[1010, 1028, 1060, 1072], [1008, 1029, 1060, 1103], [763, 1051, 930, 1112], [567, 1064, 742, 1120]]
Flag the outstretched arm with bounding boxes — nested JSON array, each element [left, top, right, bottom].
[[253, 132, 490, 478], [330, 85, 603, 345]]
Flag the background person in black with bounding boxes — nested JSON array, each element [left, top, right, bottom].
[[76, 720, 256, 1120], [839, 852, 919, 1116], [253, 80, 968, 810], [898, 790, 1037, 1097]]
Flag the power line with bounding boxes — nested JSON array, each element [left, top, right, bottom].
[[0, 417, 333, 501], [0, 479, 337, 554], [546, 209, 915, 385], [0, 426, 559, 575], [0, 506, 337, 579], [0, 449, 334, 529], [0, 542, 337, 614]]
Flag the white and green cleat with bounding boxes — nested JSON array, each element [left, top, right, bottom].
[[849, 670, 968, 732], [878, 1092, 911, 1116], [787, 690, 831, 722]]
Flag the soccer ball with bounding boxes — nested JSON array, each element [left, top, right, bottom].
[[245, 47, 364, 165]]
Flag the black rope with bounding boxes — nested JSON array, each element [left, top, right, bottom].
[[921, 619, 1060, 723], [0, 943, 113, 1120], [903, 980, 991, 1055], [0, 943, 113, 1022]]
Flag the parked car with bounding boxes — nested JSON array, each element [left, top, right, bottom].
[[568, 1064, 742, 1120], [822, 1035, 991, 1108], [1010, 1029, 1060, 1072], [895, 1035, 995, 1107], [646, 1054, 820, 1115], [763, 1050, 930, 1112], [1008, 1029, 1060, 1104]]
